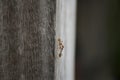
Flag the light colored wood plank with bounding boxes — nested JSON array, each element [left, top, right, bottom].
[[55, 0, 76, 80]]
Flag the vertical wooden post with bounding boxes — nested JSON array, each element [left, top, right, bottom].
[[0, 0, 56, 80], [0, 0, 76, 80], [55, 0, 76, 80]]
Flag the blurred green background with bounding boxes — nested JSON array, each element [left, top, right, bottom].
[[108, 0, 120, 78]]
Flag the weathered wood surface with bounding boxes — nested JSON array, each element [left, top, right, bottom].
[[0, 0, 56, 80], [55, 0, 76, 80]]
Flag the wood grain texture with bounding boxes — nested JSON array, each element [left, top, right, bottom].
[[0, 0, 56, 80], [55, 0, 76, 80]]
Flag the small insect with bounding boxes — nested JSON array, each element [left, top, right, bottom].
[[57, 38, 64, 58]]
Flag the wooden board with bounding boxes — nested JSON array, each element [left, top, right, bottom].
[[0, 0, 56, 80], [55, 0, 76, 80]]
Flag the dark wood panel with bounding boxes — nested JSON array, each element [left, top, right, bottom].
[[0, 0, 56, 80]]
